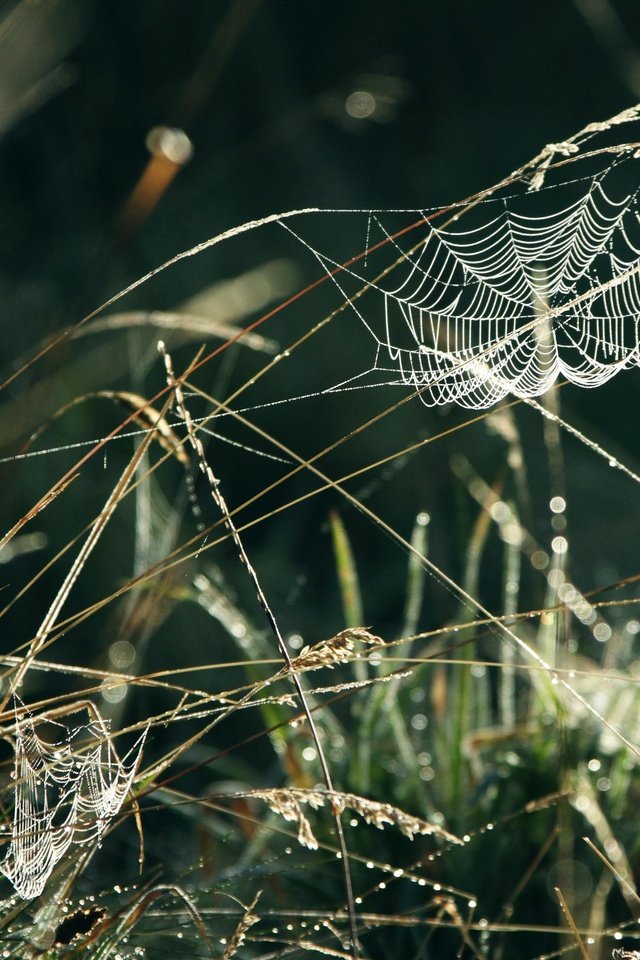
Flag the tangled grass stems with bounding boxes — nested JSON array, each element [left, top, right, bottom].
[[3, 106, 640, 956]]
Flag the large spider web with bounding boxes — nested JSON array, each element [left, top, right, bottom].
[[281, 156, 640, 408], [0, 704, 145, 899]]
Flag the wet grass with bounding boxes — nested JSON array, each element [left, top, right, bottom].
[[1, 108, 640, 959]]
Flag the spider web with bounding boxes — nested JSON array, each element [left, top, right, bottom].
[[0, 703, 145, 899], [280, 154, 640, 408]]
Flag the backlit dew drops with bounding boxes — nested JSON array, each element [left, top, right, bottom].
[[531, 549, 549, 569], [551, 536, 568, 555], [547, 570, 564, 589], [490, 500, 510, 523], [594, 622, 612, 642]]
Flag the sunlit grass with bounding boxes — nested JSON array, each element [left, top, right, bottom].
[[1, 106, 640, 959]]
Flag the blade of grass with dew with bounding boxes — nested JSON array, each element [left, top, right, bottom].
[[500, 502, 521, 731], [354, 511, 429, 798], [329, 509, 366, 685]]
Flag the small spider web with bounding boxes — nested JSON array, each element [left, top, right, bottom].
[[0, 702, 146, 899], [281, 154, 640, 408]]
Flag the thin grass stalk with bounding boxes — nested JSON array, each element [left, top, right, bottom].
[[449, 490, 492, 817], [329, 509, 366, 687], [161, 344, 361, 959], [353, 512, 428, 795], [0, 390, 175, 712], [501, 505, 521, 730], [368, 513, 430, 795], [402, 512, 429, 642]]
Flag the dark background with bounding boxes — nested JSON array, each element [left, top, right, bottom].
[[2, 0, 640, 350], [1, 0, 640, 658]]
